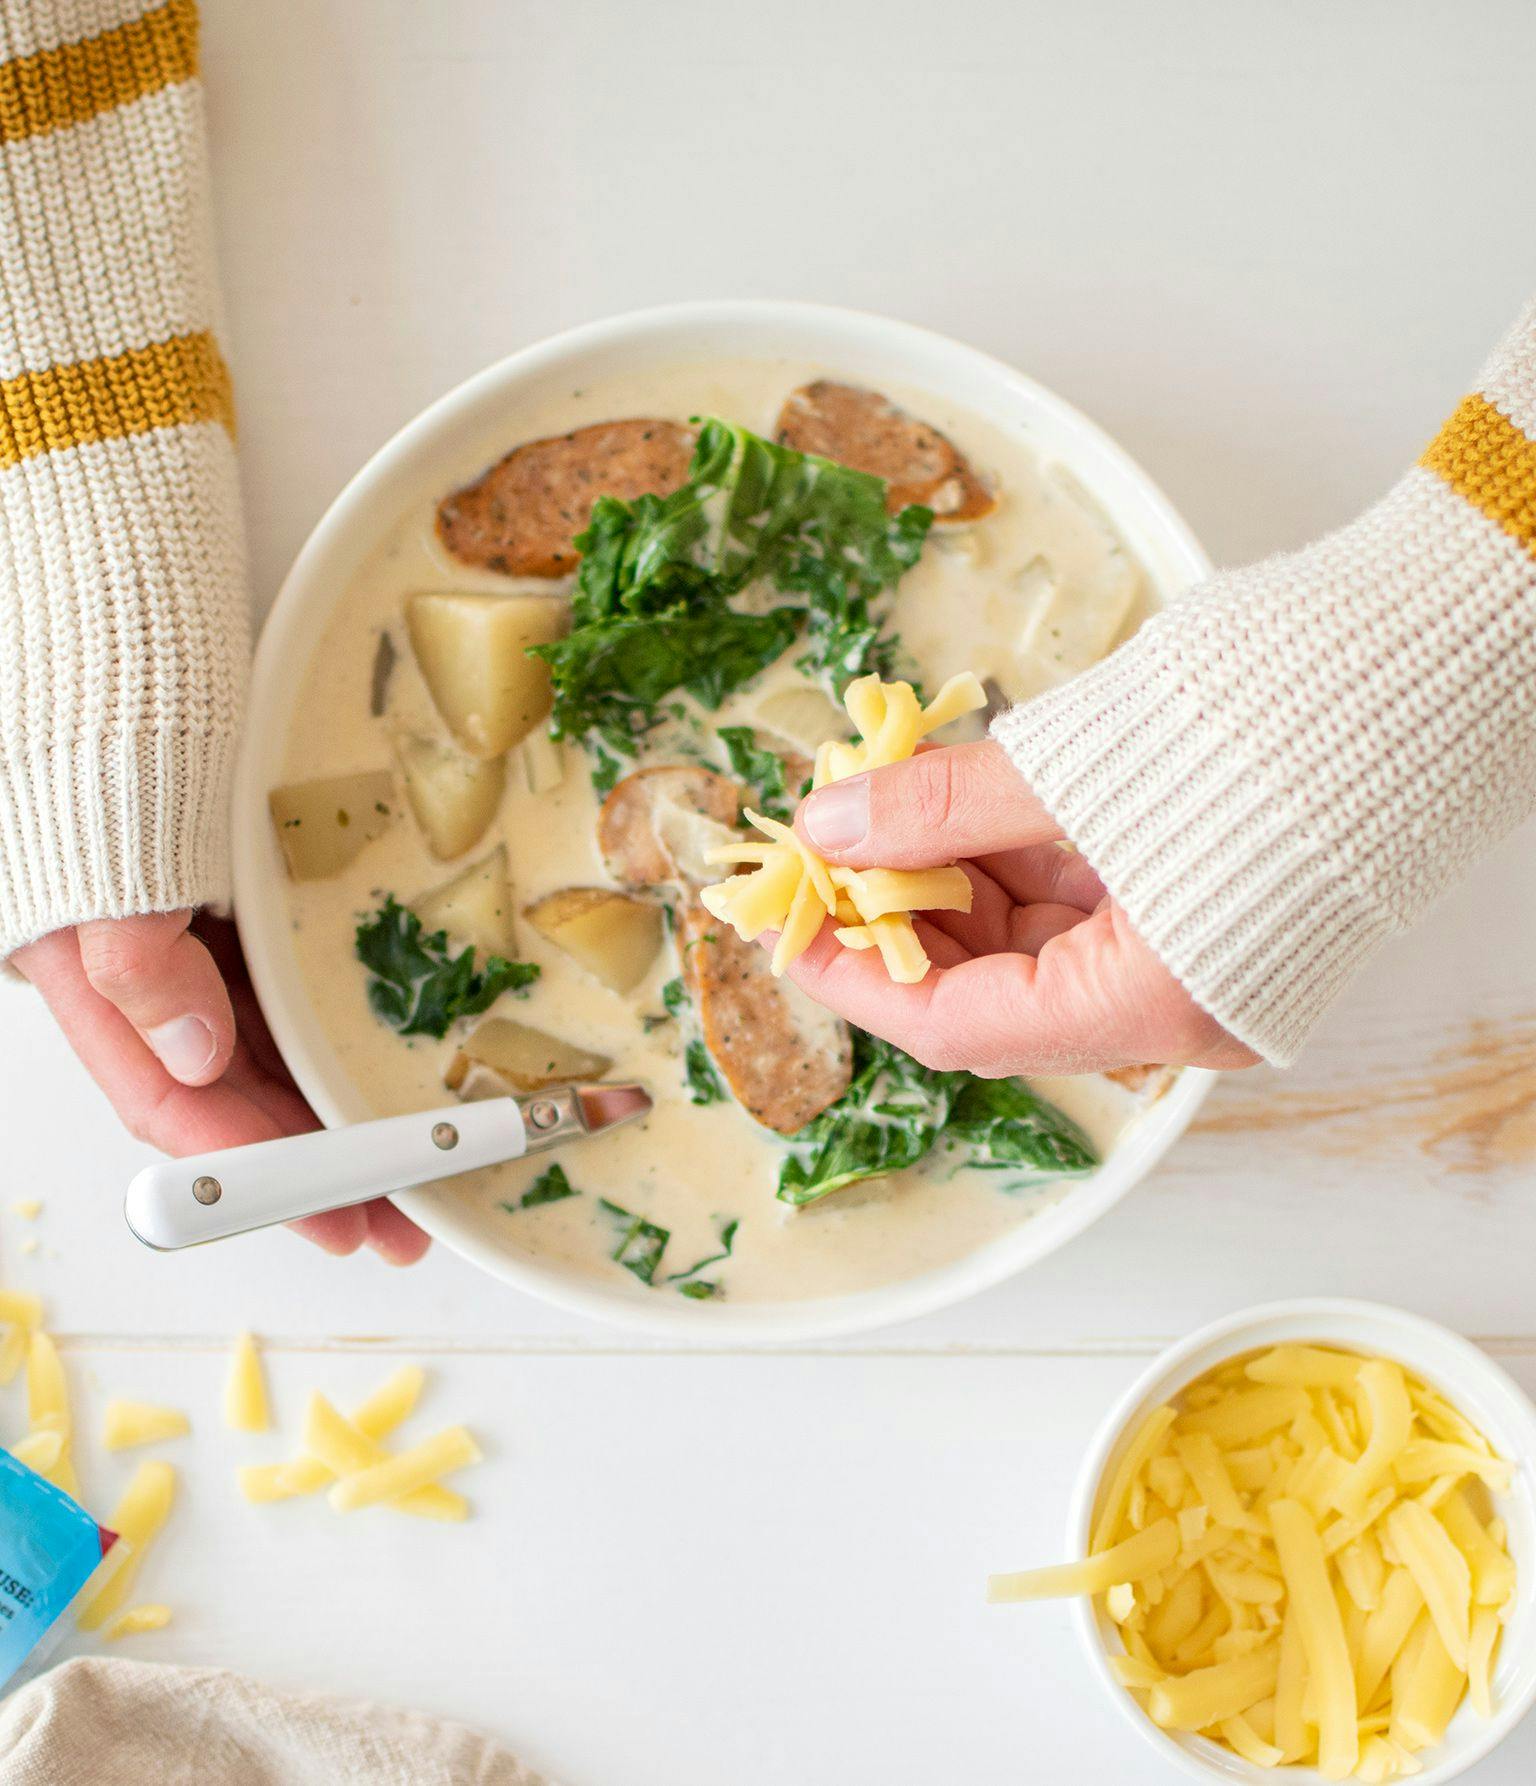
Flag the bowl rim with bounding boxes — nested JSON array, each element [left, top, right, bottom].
[[1066, 1298, 1536, 1784], [232, 296, 1217, 1341]]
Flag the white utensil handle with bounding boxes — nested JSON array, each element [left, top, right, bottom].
[[123, 1099, 528, 1249]]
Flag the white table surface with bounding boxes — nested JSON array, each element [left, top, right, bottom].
[[2, 2, 1535, 1779]]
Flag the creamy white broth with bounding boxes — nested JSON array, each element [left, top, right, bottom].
[[278, 357, 1160, 1304]]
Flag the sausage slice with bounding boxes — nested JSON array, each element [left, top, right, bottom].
[[598, 765, 741, 887], [599, 764, 852, 1133], [437, 418, 696, 578], [679, 905, 853, 1135], [775, 381, 995, 521]]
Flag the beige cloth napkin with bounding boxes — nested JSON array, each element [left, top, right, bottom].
[[0, 1657, 553, 1785]]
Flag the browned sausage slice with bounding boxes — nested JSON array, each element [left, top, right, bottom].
[[775, 381, 995, 522], [598, 765, 741, 887], [437, 418, 697, 578], [678, 905, 853, 1134], [599, 764, 852, 1132]]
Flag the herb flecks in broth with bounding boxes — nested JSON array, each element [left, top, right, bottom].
[[355, 896, 539, 1040], [531, 419, 933, 781]]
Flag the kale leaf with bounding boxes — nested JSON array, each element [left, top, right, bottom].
[[718, 725, 789, 820], [499, 1163, 580, 1215], [944, 1077, 1097, 1174], [776, 1032, 1097, 1207], [355, 897, 538, 1040], [777, 1034, 956, 1206], [530, 419, 932, 762], [667, 1217, 740, 1300], [598, 1198, 670, 1285], [684, 1038, 726, 1106]]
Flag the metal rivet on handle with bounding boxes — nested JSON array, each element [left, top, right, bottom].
[[528, 1101, 559, 1130], [431, 1122, 459, 1151], [192, 1175, 222, 1205]]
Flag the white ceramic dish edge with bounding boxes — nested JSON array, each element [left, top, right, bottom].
[[1067, 1299, 1536, 1784], [233, 299, 1216, 1342]]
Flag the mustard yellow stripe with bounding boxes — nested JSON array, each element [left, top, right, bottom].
[[0, 330, 232, 469], [0, 0, 197, 147], [1420, 392, 1536, 560]]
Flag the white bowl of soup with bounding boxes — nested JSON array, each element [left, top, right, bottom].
[[234, 300, 1215, 1339]]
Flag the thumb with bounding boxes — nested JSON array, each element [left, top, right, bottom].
[[75, 912, 237, 1087], [794, 739, 1061, 869]]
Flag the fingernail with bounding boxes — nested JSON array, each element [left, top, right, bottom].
[[803, 779, 869, 851], [146, 1015, 216, 1082]]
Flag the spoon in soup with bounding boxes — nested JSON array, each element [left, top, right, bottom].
[[122, 1082, 651, 1251]]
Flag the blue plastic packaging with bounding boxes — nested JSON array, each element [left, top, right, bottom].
[[0, 1448, 116, 1690]]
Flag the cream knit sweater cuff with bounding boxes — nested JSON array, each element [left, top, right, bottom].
[[0, 0, 247, 960], [992, 303, 1536, 1067]]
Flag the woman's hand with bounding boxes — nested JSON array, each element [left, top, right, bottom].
[[13, 912, 429, 1263], [788, 740, 1259, 1077]]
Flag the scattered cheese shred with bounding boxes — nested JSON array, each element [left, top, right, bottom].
[[988, 1342, 1514, 1781], [103, 1400, 190, 1452], [9, 1429, 63, 1473], [0, 1291, 42, 1330], [327, 1425, 481, 1513], [235, 1366, 470, 1521], [105, 1603, 171, 1640], [223, 1332, 270, 1433], [700, 670, 986, 983], [25, 1330, 69, 1440], [78, 1460, 176, 1632], [8, 1199, 41, 1220]]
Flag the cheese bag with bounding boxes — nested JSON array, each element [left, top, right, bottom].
[[0, 1448, 117, 1690]]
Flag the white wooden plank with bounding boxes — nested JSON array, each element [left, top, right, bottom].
[[29, 1344, 1536, 1785]]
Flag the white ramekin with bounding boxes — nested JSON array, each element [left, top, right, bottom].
[[233, 300, 1216, 1340], [1069, 1300, 1536, 1784]]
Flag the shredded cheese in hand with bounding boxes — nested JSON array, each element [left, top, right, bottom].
[[700, 671, 986, 984]]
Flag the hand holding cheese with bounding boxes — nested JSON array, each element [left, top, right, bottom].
[[776, 734, 1259, 1077], [701, 672, 989, 985], [989, 1344, 1516, 1782]]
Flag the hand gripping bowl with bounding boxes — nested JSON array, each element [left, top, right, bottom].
[[232, 301, 1215, 1340]]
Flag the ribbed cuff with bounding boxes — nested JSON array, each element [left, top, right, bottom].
[[0, 723, 236, 956], [990, 630, 1396, 1068]]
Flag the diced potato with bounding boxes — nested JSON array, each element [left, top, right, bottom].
[[524, 887, 663, 993], [405, 591, 568, 759], [753, 685, 850, 753], [521, 728, 565, 795], [411, 846, 516, 958], [268, 771, 395, 880], [395, 734, 504, 860], [444, 1017, 611, 1095]]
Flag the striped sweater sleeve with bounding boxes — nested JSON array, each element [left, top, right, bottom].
[[0, 0, 246, 958], [991, 300, 1536, 1067]]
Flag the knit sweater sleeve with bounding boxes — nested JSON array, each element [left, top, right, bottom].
[[991, 300, 1536, 1067], [0, 0, 246, 959]]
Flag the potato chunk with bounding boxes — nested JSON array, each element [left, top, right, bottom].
[[411, 845, 516, 958], [444, 1017, 612, 1095], [395, 734, 504, 860], [406, 592, 569, 759], [268, 771, 395, 880], [525, 888, 664, 994]]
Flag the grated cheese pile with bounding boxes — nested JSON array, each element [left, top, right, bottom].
[[988, 1344, 1516, 1781]]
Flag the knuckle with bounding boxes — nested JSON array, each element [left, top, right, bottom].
[[912, 752, 960, 835], [79, 930, 160, 1000]]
